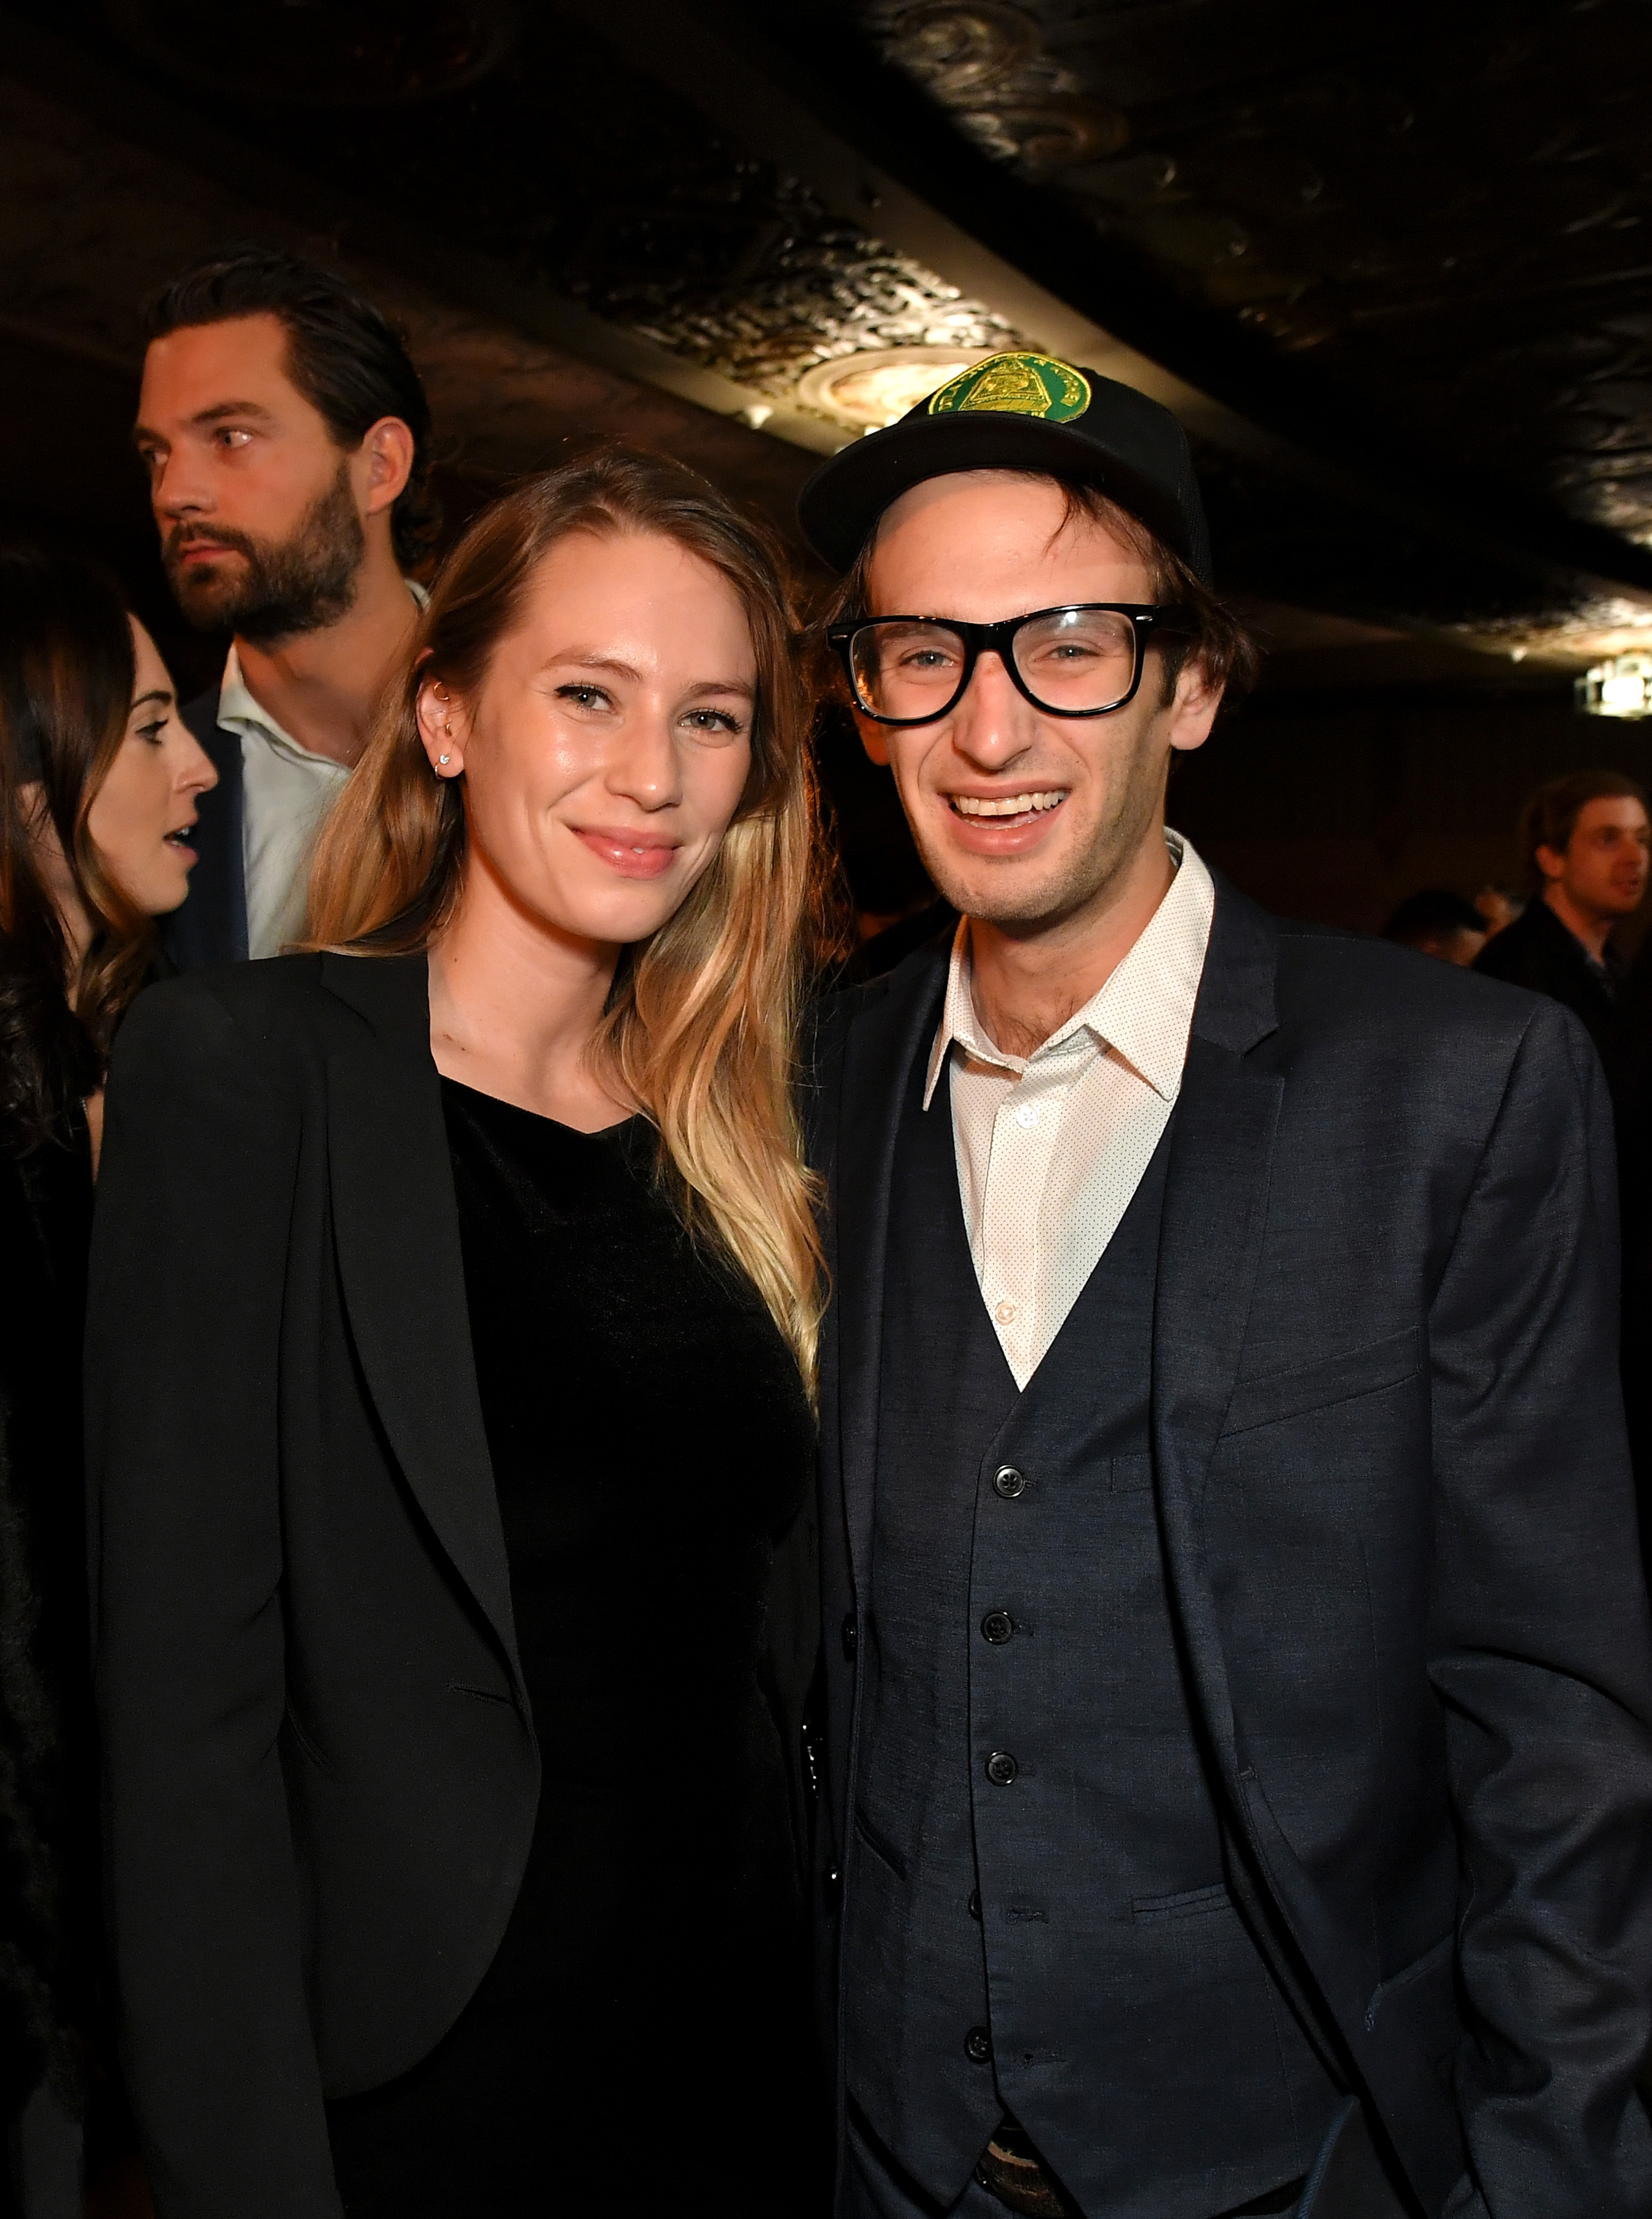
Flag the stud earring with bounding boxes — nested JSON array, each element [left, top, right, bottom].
[[437, 754, 451, 767]]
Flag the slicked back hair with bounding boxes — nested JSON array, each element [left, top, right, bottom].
[[142, 243, 438, 569]]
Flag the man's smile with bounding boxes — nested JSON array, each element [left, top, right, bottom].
[[949, 789, 1067, 819]]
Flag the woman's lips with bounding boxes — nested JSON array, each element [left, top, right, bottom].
[[572, 825, 681, 880]]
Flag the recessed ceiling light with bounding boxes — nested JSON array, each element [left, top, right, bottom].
[[1579, 651, 1652, 718], [796, 346, 992, 432]]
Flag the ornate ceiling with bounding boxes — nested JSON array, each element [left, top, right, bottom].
[[824, 0, 1652, 650], [853, 1, 1652, 520], [1, 0, 1649, 666]]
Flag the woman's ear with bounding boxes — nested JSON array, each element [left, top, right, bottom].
[[415, 680, 466, 780]]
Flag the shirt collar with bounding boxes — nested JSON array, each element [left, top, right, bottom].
[[922, 829, 1215, 1109], [216, 578, 431, 762]]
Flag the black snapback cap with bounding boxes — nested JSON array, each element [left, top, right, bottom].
[[796, 351, 1211, 583]]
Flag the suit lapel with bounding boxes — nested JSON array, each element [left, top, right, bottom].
[[320, 952, 523, 1689], [1152, 881, 1284, 1775], [164, 688, 248, 970], [831, 949, 950, 1594]]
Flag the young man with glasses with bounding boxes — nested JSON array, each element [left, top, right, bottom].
[[799, 356, 1652, 2219]]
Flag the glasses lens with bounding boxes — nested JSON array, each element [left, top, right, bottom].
[[1013, 608, 1139, 712], [849, 621, 968, 721]]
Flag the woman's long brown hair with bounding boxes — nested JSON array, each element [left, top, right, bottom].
[[305, 448, 830, 1384], [0, 548, 154, 1150]]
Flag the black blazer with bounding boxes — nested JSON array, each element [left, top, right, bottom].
[[85, 952, 819, 2219], [1472, 895, 1620, 1062], [0, 1124, 100, 2109], [808, 881, 1652, 2219], [161, 688, 247, 972]]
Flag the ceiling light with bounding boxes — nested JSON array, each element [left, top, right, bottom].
[[1578, 652, 1652, 717], [796, 346, 992, 432]]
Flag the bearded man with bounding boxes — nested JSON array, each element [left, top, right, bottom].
[[134, 245, 435, 966], [798, 357, 1652, 2219]]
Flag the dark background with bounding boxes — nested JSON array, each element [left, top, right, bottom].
[[2, 0, 1650, 934]]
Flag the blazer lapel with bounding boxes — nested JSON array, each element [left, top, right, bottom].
[[164, 688, 248, 970], [1152, 880, 1284, 1775], [320, 952, 524, 1690], [831, 950, 950, 1595]]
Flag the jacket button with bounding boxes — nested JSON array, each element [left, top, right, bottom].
[[841, 1614, 858, 1660], [965, 2026, 993, 2062], [981, 1609, 1015, 1644], [992, 1465, 1027, 1499], [968, 1888, 982, 1921], [985, 1751, 1018, 1786]]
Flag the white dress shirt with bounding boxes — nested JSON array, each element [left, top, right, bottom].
[[215, 581, 429, 960], [924, 831, 1215, 1388]]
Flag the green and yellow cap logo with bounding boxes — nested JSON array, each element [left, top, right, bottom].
[[926, 351, 1091, 423]]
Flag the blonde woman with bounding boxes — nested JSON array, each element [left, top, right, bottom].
[[86, 452, 829, 2219]]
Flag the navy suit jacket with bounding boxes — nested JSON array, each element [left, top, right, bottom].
[[808, 877, 1652, 2218], [162, 687, 247, 971]]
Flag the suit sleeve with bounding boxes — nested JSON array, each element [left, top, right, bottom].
[[86, 979, 343, 2219], [1426, 998, 1652, 2217]]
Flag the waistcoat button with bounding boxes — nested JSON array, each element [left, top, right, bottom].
[[981, 1610, 1015, 1644], [992, 1465, 1027, 1499], [985, 1750, 1018, 1786], [968, 1889, 982, 1921], [841, 1614, 858, 1660], [965, 2026, 993, 2062]]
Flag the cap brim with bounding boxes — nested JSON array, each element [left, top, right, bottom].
[[797, 410, 1206, 578]]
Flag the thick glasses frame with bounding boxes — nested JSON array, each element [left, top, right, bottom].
[[828, 603, 1194, 726]]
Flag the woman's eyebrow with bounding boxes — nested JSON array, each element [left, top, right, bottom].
[[684, 677, 755, 699], [544, 652, 643, 683], [130, 689, 174, 711]]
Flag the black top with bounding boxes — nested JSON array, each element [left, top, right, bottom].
[[0, 1123, 98, 2108], [327, 1080, 823, 2218]]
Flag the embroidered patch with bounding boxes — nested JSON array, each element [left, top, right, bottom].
[[926, 351, 1092, 422]]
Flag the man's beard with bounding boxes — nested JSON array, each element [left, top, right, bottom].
[[164, 461, 365, 644]]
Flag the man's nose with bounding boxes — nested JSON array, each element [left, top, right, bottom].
[[948, 650, 1035, 765], [150, 453, 208, 519]]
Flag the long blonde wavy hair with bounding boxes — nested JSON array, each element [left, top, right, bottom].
[[305, 448, 828, 1385]]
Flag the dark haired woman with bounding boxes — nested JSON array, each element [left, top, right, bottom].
[[0, 546, 216, 2202], [88, 451, 831, 2219]]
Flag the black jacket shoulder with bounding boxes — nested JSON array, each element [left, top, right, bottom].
[[118, 951, 426, 1080]]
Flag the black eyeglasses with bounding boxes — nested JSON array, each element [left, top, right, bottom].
[[828, 604, 1193, 726]]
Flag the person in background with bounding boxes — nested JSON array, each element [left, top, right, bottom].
[[1473, 769, 1650, 1058], [0, 544, 215, 2215], [1472, 885, 1523, 941], [134, 243, 436, 969], [86, 451, 829, 2219], [1379, 887, 1486, 965]]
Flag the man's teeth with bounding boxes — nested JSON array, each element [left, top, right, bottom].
[[951, 791, 1066, 818]]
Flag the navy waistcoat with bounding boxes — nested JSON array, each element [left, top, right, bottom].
[[842, 1053, 1338, 2217]]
